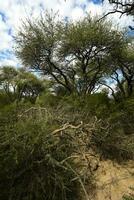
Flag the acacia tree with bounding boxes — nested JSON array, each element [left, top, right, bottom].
[[0, 66, 44, 103], [58, 17, 126, 94], [16, 68, 44, 103], [101, 42, 134, 99], [15, 13, 73, 93], [0, 66, 18, 102], [113, 45, 134, 97], [15, 13, 124, 95]]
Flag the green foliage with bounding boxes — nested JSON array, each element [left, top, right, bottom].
[[37, 93, 61, 107], [90, 98, 134, 161], [0, 106, 88, 200], [91, 120, 134, 161], [15, 12, 125, 95], [17, 70, 44, 103], [82, 93, 110, 117], [122, 188, 134, 200], [0, 90, 12, 107], [109, 98, 134, 135], [0, 89, 133, 199], [0, 66, 45, 104], [58, 92, 110, 121], [0, 66, 18, 102]]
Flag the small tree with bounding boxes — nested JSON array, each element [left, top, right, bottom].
[[17, 69, 44, 103], [101, 42, 134, 99], [15, 13, 124, 95], [0, 66, 18, 102], [0, 66, 44, 103]]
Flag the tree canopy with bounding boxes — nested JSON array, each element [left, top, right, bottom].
[[15, 13, 130, 96]]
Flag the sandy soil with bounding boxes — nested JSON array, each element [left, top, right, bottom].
[[93, 160, 134, 200]]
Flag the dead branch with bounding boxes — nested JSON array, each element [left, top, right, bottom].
[[18, 107, 49, 118], [51, 121, 83, 135]]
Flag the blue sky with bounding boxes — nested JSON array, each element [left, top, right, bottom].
[[0, 0, 133, 67]]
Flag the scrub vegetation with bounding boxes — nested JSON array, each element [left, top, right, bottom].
[[0, 12, 134, 200]]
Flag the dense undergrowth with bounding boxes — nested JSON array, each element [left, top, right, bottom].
[[0, 92, 134, 200]]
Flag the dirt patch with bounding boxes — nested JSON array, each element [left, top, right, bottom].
[[93, 160, 134, 200]]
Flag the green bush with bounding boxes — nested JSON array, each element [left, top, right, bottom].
[[37, 93, 61, 107], [0, 108, 88, 200], [0, 90, 13, 107], [0, 105, 95, 200], [90, 96, 134, 161], [56, 92, 110, 121], [90, 117, 134, 162], [0, 92, 134, 200]]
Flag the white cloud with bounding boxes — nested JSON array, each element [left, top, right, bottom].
[[86, 0, 133, 29], [86, 2, 103, 17], [0, 15, 13, 51], [71, 7, 84, 21]]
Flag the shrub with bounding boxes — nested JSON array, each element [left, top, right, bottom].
[[90, 118, 134, 162], [37, 93, 61, 107], [0, 107, 90, 200]]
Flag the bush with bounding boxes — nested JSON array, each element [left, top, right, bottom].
[[0, 107, 90, 200], [89, 96, 134, 162], [56, 92, 110, 121], [90, 118, 134, 162], [37, 93, 61, 107], [0, 90, 12, 108], [106, 97, 134, 135]]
